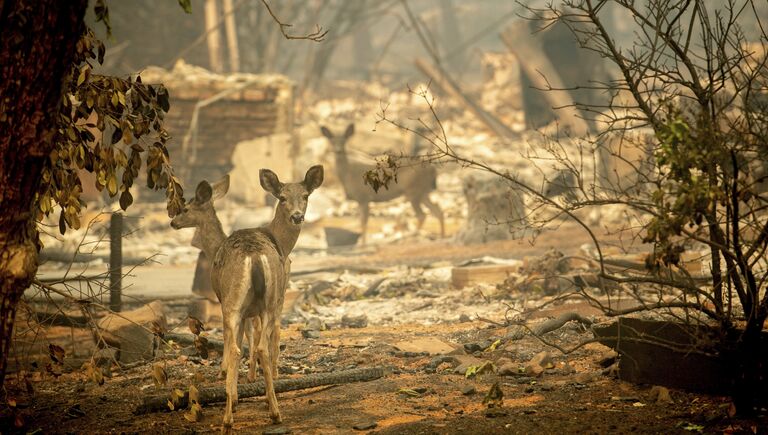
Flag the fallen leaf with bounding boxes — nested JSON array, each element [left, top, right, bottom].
[[184, 402, 203, 422], [152, 363, 167, 387], [188, 317, 204, 336], [465, 361, 496, 379], [49, 344, 66, 364], [397, 388, 421, 397], [189, 384, 200, 405], [486, 339, 502, 352], [483, 381, 504, 408]]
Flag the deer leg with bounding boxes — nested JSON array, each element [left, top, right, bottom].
[[410, 198, 426, 234], [258, 315, 282, 423], [222, 312, 243, 431], [245, 320, 259, 382], [359, 202, 370, 245], [421, 196, 445, 237], [269, 317, 281, 379]]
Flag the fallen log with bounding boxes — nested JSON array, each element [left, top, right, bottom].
[[134, 366, 388, 414], [164, 332, 244, 355]]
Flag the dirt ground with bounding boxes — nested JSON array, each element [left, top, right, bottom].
[[3, 222, 768, 434]]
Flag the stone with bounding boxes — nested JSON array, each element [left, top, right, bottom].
[[498, 363, 519, 376], [341, 314, 368, 329], [352, 420, 377, 431], [453, 355, 486, 375], [574, 371, 598, 384], [461, 385, 477, 395], [394, 337, 457, 356], [96, 301, 166, 363], [301, 330, 321, 339], [597, 350, 619, 368], [524, 363, 544, 377], [649, 385, 673, 404], [529, 351, 553, 369], [458, 314, 471, 323], [263, 427, 291, 435]]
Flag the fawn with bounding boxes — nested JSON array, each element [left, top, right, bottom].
[[170, 165, 324, 431], [320, 123, 444, 244]]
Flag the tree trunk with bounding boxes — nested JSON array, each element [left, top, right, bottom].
[[0, 0, 88, 386]]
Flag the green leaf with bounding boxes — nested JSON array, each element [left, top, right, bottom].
[[178, 0, 192, 13]]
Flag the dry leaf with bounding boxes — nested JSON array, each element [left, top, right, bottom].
[[188, 317, 204, 336], [184, 402, 203, 422], [49, 344, 65, 364], [189, 384, 200, 405], [152, 363, 167, 387], [194, 335, 209, 359], [483, 381, 504, 408]]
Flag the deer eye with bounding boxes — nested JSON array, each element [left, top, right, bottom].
[[302, 194, 309, 200], [279, 196, 287, 203]]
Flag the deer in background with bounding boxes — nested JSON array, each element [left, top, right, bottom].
[[170, 166, 324, 430], [321, 123, 444, 244]]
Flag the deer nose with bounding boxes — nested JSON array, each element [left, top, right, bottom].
[[170, 220, 180, 229], [290, 212, 304, 224]]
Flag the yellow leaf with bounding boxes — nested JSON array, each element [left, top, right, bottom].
[[189, 384, 200, 405], [111, 93, 118, 107], [486, 339, 501, 352], [107, 174, 117, 196], [397, 388, 421, 397], [184, 402, 203, 422]]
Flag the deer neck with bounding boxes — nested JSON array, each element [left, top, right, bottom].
[[192, 214, 226, 261], [266, 205, 300, 256]]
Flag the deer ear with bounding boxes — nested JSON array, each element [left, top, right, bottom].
[[212, 174, 230, 200], [303, 165, 324, 193], [195, 180, 213, 203], [343, 123, 355, 139], [259, 169, 282, 197], [320, 126, 333, 139]]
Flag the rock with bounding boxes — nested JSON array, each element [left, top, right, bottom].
[[496, 357, 513, 367], [394, 337, 457, 356], [649, 386, 673, 404], [301, 330, 321, 339], [413, 387, 428, 394], [325, 227, 361, 247], [306, 317, 326, 331], [597, 350, 619, 368], [458, 314, 471, 323], [524, 363, 544, 377], [352, 420, 377, 431], [453, 355, 486, 375], [96, 301, 166, 363], [574, 371, 598, 384], [341, 314, 368, 329], [263, 427, 292, 435], [461, 385, 477, 395], [463, 340, 493, 353], [498, 363, 519, 376], [529, 351, 553, 369]]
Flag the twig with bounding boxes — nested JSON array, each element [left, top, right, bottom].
[[261, 0, 327, 42]]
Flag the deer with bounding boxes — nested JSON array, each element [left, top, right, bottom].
[[170, 165, 324, 431], [320, 123, 444, 244]]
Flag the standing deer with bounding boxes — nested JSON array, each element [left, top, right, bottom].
[[320, 123, 444, 244], [170, 165, 324, 430]]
